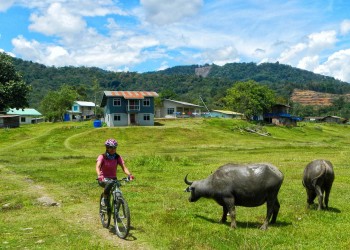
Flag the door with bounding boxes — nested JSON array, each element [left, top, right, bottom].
[[130, 114, 136, 125]]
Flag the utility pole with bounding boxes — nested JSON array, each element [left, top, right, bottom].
[[199, 96, 211, 115]]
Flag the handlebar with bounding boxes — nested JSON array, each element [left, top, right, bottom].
[[96, 177, 131, 182]]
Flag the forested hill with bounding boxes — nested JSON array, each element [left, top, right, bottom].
[[12, 57, 350, 110], [154, 62, 350, 95]]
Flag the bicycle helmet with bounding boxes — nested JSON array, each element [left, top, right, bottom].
[[105, 138, 118, 148]]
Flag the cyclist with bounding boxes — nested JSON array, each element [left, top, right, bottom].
[[96, 138, 134, 207]]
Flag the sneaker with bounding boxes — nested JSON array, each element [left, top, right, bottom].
[[101, 198, 107, 207]]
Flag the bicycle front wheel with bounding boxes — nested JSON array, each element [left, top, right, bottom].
[[99, 194, 111, 228], [113, 198, 130, 239]]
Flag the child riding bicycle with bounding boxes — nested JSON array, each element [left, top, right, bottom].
[[96, 138, 134, 207]]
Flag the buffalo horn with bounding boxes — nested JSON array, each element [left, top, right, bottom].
[[184, 174, 193, 185]]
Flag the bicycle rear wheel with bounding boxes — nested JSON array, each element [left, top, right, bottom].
[[113, 197, 130, 239], [99, 194, 111, 228]]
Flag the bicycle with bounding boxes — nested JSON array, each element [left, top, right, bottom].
[[99, 177, 131, 239]]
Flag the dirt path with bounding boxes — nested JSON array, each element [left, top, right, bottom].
[[0, 164, 150, 249]]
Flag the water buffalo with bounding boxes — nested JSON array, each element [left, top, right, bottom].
[[184, 163, 284, 230], [302, 159, 335, 210]]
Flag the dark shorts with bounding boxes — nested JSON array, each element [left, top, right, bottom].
[[98, 178, 116, 195]]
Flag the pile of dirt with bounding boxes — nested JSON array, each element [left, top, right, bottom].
[[291, 89, 350, 106]]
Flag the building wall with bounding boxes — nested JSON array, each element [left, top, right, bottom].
[[157, 100, 202, 118], [104, 96, 156, 126], [0, 116, 20, 128], [104, 112, 154, 126], [20, 115, 43, 124], [272, 117, 296, 126]]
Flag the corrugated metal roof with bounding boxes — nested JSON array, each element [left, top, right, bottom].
[[75, 101, 96, 107], [212, 110, 243, 115], [165, 99, 203, 108], [7, 108, 42, 116], [0, 114, 20, 118], [104, 91, 158, 99]]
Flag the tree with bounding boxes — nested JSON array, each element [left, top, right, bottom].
[[40, 84, 78, 122], [223, 80, 276, 120], [0, 52, 31, 112]]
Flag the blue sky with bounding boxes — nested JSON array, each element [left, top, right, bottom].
[[1, 0, 350, 82]]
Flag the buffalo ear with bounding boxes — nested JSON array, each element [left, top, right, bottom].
[[185, 186, 194, 192]]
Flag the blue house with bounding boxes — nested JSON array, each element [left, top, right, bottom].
[[100, 91, 159, 127], [263, 104, 301, 126]]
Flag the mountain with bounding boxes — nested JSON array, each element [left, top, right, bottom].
[[12, 57, 350, 110]]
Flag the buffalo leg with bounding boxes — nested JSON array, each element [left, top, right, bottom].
[[221, 206, 228, 223], [324, 184, 333, 209], [222, 198, 236, 228], [260, 198, 275, 230], [306, 189, 316, 208], [228, 206, 237, 228], [270, 198, 280, 224], [315, 185, 324, 210]]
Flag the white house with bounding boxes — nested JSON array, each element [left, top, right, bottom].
[[6, 108, 43, 124], [155, 99, 203, 118], [66, 101, 96, 121]]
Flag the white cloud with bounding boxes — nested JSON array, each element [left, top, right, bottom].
[[202, 46, 239, 66], [278, 30, 337, 71], [278, 43, 307, 65], [340, 19, 350, 35], [0, 0, 14, 12], [157, 61, 169, 71], [11, 35, 75, 66], [29, 3, 86, 36], [315, 49, 350, 82], [307, 30, 337, 50], [140, 0, 203, 25], [297, 55, 319, 71]]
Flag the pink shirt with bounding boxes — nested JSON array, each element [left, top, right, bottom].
[[97, 154, 125, 179]]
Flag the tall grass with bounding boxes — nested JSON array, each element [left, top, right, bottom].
[[1, 119, 350, 249]]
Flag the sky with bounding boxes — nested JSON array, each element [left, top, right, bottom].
[[1, 0, 350, 82]]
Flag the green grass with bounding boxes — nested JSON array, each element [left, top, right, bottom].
[[1, 118, 350, 249]]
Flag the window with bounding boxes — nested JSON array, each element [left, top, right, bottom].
[[128, 100, 140, 111], [143, 98, 150, 106], [167, 108, 175, 115], [114, 114, 121, 121], [143, 114, 150, 121], [113, 98, 121, 106], [21, 117, 26, 122], [73, 105, 79, 111]]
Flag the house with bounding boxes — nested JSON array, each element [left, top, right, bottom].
[[263, 104, 301, 126], [155, 99, 203, 118], [100, 91, 158, 126], [320, 115, 347, 124], [0, 115, 20, 128], [206, 110, 243, 119], [6, 108, 43, 124], [66, 101, 96, 121]]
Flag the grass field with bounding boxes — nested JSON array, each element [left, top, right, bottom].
[[1, 118, 350, 249]]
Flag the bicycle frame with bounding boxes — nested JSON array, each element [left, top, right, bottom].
[[99, 177, 131, 239]]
